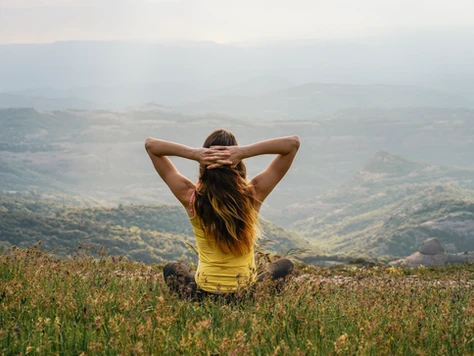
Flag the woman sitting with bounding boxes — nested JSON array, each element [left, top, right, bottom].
[[145, 129, 300, 298]]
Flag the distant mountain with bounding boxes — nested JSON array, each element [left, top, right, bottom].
[[1, 33, 474, 91], [2, 37, 473, 114], [178, 83, 470, 120], [214, 76, 295, 96], [362, 150, 428, 175], [283, 152, 474, 258], [3, 107, 474, 213], [2, 76, 296, 111], [0, 93, 99, 111], [0, 194, 309, 263]]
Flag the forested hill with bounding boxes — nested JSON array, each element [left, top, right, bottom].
[[282, 152, 474, 259], [3, 107, 474, 214], [0, 195, 309, 263]]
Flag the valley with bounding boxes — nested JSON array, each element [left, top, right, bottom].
[[2, 106, 474, 261]]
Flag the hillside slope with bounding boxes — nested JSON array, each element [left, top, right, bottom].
[[285, 152, 474, 258], [0, 195, 308, 263], [178, 83, 469, 119], [3, 107, 474, 213]]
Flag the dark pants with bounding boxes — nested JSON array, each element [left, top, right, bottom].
[[257, 258, 295, 281], [163, 258, 294, 299], [163, 261, 198, 298]]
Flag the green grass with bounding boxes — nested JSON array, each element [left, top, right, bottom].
[[1, 245, 474, 355]]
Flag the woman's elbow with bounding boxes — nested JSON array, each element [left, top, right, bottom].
[[144, 137, 153, 151], [291, 135, 300, 151]]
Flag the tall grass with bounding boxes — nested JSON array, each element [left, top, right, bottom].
[[1, 245, 473, 355]]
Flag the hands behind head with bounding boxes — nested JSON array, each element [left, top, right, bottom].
[[197, 146, 242, 169]]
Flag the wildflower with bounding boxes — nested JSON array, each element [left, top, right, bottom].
[[388, 266, 401, 275], [83, 306, 87, 313], [334, 333, 349, 354], [89, 341, 104, 353], [130, 341, 144, 354], [195, 318, 212, 330]]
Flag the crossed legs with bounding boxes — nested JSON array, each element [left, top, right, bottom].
[[163, 258, 294, 298]]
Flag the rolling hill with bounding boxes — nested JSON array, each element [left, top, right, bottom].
[[0, 194, 309, 263], [0, 93, 99, 111], [178, 82, 469, 120], [283, 151, 474, 259], [3, 107, 474, 214]]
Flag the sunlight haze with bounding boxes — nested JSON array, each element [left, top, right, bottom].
[[1, 0, 473, 43]]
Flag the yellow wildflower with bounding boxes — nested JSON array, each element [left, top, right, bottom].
[[334, 333, 349, 354]]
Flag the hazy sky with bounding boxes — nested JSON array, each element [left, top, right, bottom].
[[1, 0, 473, 44]]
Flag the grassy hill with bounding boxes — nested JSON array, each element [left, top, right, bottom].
[[2, 246, 474, 355], [284, 152, 474, 259], [0, 194, 309, 263]]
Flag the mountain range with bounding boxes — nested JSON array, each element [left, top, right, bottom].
[[2, 107, 474, 213], [2, 34, 474, 113], [2, 81, 470, 119], [2, 105, 474, 260], [282, 151, 474, 259]]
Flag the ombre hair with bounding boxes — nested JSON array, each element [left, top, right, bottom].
[[194, 129, 260, 255]]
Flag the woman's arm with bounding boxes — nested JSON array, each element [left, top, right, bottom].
[[145, 138, 196, 207], [145, 138, 197, 161], [240, 136, 300, 161], [144, 137, 232, 206], [246, 136, 300, 204], [207, 136, 300, 204], [145, 137, 232, 165]]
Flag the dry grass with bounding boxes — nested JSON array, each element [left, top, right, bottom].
[[1, 244, 474, 355]]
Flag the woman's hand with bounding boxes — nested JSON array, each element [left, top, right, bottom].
[[206, 146, 243, 169], [194, 147, 233, 169]]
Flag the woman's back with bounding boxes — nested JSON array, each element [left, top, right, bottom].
[[145, 129, 300, 296], [193, 130, 259, 257], [189, 130, 260, 292], [190, 214, 256, 292]]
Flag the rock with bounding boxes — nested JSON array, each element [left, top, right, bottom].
[[450, 252, 474, 264], [418, 238, 444, 255], [405, 252, 448, 267], [389, 237, 473, 267], [388, 259, 406, 267]]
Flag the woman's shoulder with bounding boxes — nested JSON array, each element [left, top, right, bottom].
[[183, 185, 197, 218], [248, 184, 262, 213]]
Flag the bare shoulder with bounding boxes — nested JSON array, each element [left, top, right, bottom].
[[182, 183, 197, 217], [181, 182, 196, 205], [248, 181, 263, 212]]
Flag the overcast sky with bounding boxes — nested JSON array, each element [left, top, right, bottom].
[[1, 0, 473, 44]]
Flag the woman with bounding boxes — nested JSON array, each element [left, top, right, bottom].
[[145, 129, 300, 298]]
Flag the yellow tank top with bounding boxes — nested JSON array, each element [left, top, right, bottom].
[[189, 215, 257, 293]]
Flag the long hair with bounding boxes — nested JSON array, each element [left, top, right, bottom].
[[194, 129, 260, 255]]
